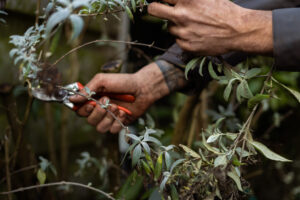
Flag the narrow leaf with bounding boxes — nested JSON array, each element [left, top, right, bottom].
[[207, 134, 221, 143], [227, 169, 243, 192], [185, 57, 200, 80], [245, 68, 261, 79], [69, 14, 84, 41], [131, 0, 136, 12], [154, 153, 163, 180], [37, 169, 46, 185], [179, 144, 200, 159], [214, 155, 227, 167], [170, 158, 185, 173], [125, 6, 134, 21], [198, 57, 206, 76], [272, 77, 300, 103], [249, 140, 291, 162], [247, 94, 270, 109], [224, 79, 237, 101], [164, 152, 172, 171], [132, 144, 142, 166], [46, 9, 71, 35], [208, 61, 220, 80]]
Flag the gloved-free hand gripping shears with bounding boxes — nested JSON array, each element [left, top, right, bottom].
[[31, 82, 135, 115]]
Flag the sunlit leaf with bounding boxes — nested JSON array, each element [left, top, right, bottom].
[[207, 134, 222, 143], [179, 144, 200, 159], [37, 169, 46, 185], [154, 153, 163, 180], [141, 160, 151, 174], [144, 151, 154, 171], [249, 140, 292, 162], [214, 155, 227, 167]]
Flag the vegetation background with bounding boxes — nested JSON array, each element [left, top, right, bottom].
[[0, 0, 300, 199]]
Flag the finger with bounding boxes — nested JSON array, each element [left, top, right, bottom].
[[176, 38, 196, 52], [77, 104, 94, 117], [110, 110, 126, 134], [70, 73, 136, 103], [168, 26, 189, 40], [86, 97, 108, 126], [148, 2, 175, 21], [96, 104, 119, 133]]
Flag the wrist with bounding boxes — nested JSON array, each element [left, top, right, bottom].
[[232, 8, 273, 54], [133, 62, 171, 104]]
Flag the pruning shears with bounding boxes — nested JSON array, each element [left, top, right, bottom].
[[31, 82, 135, 115]]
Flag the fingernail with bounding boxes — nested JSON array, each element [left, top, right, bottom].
[[85, 105, 93, 113]]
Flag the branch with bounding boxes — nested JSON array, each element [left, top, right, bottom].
[[0, 165, 38, 185], [52, 39, 169, 67], [0, 181, 116, 200]]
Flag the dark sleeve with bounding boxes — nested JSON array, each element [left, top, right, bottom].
[[159, 0, 300, 70], [272, 8, 300, 71]]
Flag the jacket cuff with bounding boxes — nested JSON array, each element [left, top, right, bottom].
[[273, 8, 300, 71]]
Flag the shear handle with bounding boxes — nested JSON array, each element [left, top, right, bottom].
[[72, 101, 132, 116]]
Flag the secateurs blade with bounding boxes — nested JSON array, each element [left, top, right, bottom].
[[31, 82, 135, 115]]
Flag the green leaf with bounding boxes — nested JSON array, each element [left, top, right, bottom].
[[214, 155, 227, 167], [247, 94, 270, 109], [224, 79, 238, 101], [272, 77, 300, 103], [170, 158, 185, 173], [125, 6, 134, 21], [164, 152, 172, 171], [159, 172, 170, 191], [179, 144, 200, 159], [144, 136, 162, 146], [245, 68, 262, 79], [170, 184, 179, 200], [144, 151, 154, 171], [46, 9, 71, 35], [132, 144, 142, 166], [198, 57, 206, 76], [249, 140, 292, 162], [227, 169, 243, 192], [141, 160, 152, 175], [202, 134, 223, 155], [185, 58, 200, 80], [69, 14, 84, 41], [154, 153, 163, 180], [37, 169, 46, 185], [141, 141, 151, 154], [207, 134, 222, 143], [131, 0, 136, 12], [208, 61, 220, 80]]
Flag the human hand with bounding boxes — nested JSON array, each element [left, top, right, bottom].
[[69, 62, 172, 134], [148, 0, 273, 55]]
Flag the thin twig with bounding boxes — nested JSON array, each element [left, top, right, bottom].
[[0, 165, 38, 185], [0, 181, 116, 200], [4, 129, 12, 200], [52, 39, 169, 67]]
